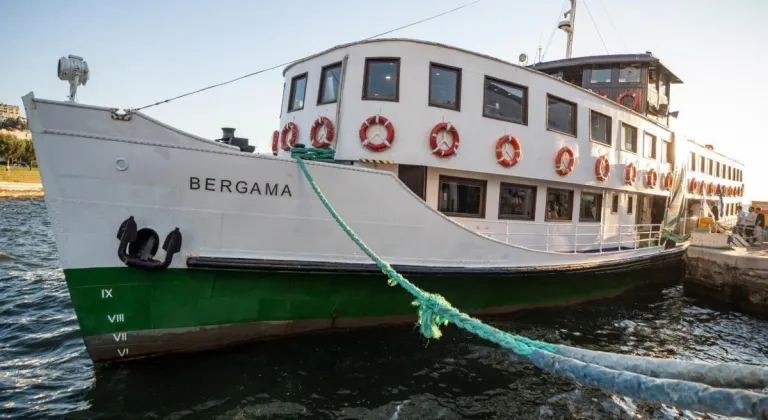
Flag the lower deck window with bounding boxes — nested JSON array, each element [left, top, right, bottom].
[[579, 192, 602, 222], [438, 176, 486, 218], [545, 188, 574, 221], [499, 183, 536, 220]]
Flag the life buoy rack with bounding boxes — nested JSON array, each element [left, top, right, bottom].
[[429, 122, 460, 157], [495, 135, 522, 167], [280, 122, 299, 152], [624, 163, 637, 186], [594, 155, 610, 181], [359, 115, 395, 152], [616, 91, 639, 110], [689, 179, 698, 193], [554, 146, 575, 176], [662, 172, 673, 190], [645, 169, 658, 188], [310, 117, 335, 148], [271, 130, 279, 156]]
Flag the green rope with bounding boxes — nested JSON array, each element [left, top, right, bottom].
[[661, 230, 690, 243], [291, 147, 556, 356]]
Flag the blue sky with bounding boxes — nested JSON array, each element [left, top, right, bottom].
[[2, 0, 765, 197]]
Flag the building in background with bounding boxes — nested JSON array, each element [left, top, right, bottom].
[[0, 104, 21, 121]]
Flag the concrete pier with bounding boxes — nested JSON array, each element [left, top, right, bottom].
[[684, 245, 768, 318]]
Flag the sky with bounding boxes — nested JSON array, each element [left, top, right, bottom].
[[2, 0, 766, 197]]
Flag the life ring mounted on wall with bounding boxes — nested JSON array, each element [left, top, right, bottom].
[[429, 122, 460, 157], [616, 91, 639, 110], [495, 135, 522, 167], [310, 117, 335, 148], [271, 130, 279, 156], [624, 163, 637, 186], [594, 155, 610, 182], [645, 168, 658, 188], [358, 115, 395, 152], [688, 179, 698, 193], [280, 122, 299, 152], [662, 172, 673, 190], [555, 146, 576, 176]]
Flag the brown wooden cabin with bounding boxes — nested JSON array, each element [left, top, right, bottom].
[[529, 53, 683, 127]]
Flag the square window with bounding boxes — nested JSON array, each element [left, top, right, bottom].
[[619, 65, 641, 83], [643, 132, 657, 159], [363, 58, 400, 101], [483, 76, 527, 124], [622, 123, 638, 153], [547, 95, 577, 136], [318, 63, 342, 105], [438, 176, 486, 218], [499, 183, 536, 220], [429, 63, 461, 110], [579, 192, 602, 222], [288, 73, 307, 112], [545, 188, 574, 221], [590, 68, 612, 83], [662, 139, 672, 164], [590, 111, 611, 145]]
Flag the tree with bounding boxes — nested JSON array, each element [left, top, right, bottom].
[[21, 140, 36, 169], [0, 133, 25, 170]]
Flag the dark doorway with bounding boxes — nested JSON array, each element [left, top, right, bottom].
[[398, 165, 427, 200], [651, 195, 666, 225]]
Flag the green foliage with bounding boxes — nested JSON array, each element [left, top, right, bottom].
[[0, 133, 36, 167], [0, 117, 28, 131]]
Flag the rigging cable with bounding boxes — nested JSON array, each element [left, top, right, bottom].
[[581, 0, 609, 54], [541, 0, 569, 61], [132, 0, 483, 112], [594, 0, 627, 51]]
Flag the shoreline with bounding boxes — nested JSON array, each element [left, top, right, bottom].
[[0, 181, 44, 198], [0, 190, 44, 198]]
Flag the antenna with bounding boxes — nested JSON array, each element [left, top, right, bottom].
[[57, 55, 90, 102], [557, 0, 577, 58]]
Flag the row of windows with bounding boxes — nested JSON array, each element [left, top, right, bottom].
[[689, 152, 742, 181], [437, 175, 637, 223], [286, 58, 670, 159], [589, 65, 643, 84]]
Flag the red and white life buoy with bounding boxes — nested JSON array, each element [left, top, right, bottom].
[[624, 163, 637, 186], [495, 135, 522, 167], [271, 130, 279, 156], [555, 146, 575, 176], [280, 122, 299, 152], [715, 184, 722, 195], [359, 115, 395, 152], [645, 169, 658, 188], [310, 117, 335, 148], [662, 172, 673, 190], [689, 179, 698, 193], [616, 91, 639, 110], [698, 181, 705, 196], [595, 155, 610, 181], [429, 122, 459, 157], [597, 91, 607, 98], [707, 182, 715, 196]]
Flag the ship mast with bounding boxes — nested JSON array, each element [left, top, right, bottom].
[[558, 0, 577, 59]]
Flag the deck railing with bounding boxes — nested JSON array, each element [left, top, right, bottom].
[[455, 219, 664, 253]]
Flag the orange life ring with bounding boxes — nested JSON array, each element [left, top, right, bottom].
[[594, 156, 610, 181], [688, 179, 698, 193], [310, 117, 335, 148], [662, 172, 673, 190], [707, 183, 715, 196], [596, 91, 607, 98], [429, 122, 460, 157], [715, 184, 722, 195], [624, 163, 637, 186], [740, 185, 745, 197], [495, 135, 522, 167], [280, 122, 299, 152], [554, 146, 575, 176], [616, 91, 639, 110], [359, 115, 395, 152], [698, 181, 705, 196], [645, 169, 658, 188], [271, 130, 279, 156]]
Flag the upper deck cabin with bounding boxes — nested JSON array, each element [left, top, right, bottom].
[[529, 53, 682, 127]]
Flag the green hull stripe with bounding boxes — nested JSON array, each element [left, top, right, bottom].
[[64, 264, 678, 337]]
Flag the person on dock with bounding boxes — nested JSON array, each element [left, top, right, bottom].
[[755, 207, 765, 244], [736, 205, 747, 237], [745, 207, 757, 245]]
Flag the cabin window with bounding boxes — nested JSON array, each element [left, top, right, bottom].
[[643, 132, 657, 159], [622, 123, 638, 153], [438, 176, 486, 218], [579, 192, 602, 222], [690, 153, 696, 171], [590, 67, 612, 84], [363, 58, 400, 101], [728, 166, 732, 180], [318, 62, 342, 105], [699, 156, 705, 173], [662, 139, 673, 164], [498, 183, 536, 220], [627, 196, 634, 215], [547, 95, 577, 136], [288, 73, 307, 112], [611, 194, 619, 213], [545, 188, 574, 222], [716, 162, 721, 178], [483, 76, 527, 124], [619, 65, 641, 83], [590, 111, 611, 145], [707, 159, 713, 175], [429, 63, 461, 110]]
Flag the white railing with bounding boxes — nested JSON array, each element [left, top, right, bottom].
[[455, 219, 665, 253]]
